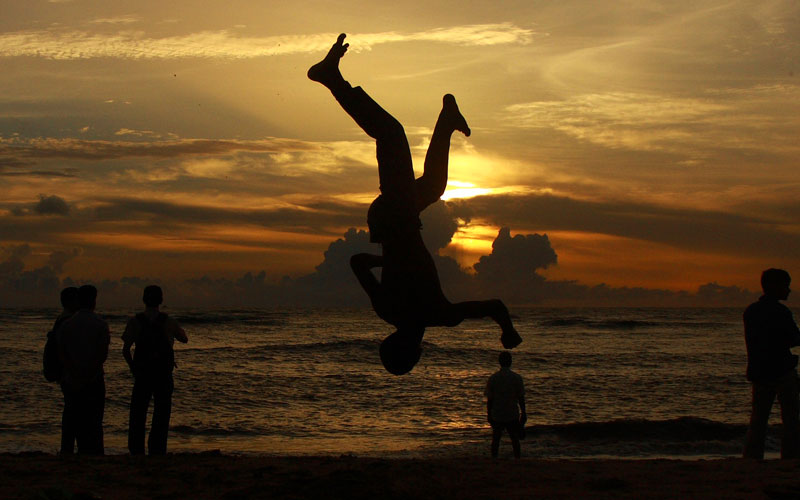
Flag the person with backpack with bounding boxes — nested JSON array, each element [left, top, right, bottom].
[[45, 286, 79, 454], [57, 285, 110, 455], [122, 285, 188, 455]]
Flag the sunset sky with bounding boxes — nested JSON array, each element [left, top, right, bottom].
[[2, 0, 799, 306]]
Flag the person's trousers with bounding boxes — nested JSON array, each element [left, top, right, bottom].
[[128, 374, 174, 455], [62, 379, 105, 455], [59, 384, 76, 454], [491, 419, 521, 458], [743, 369, 800, 459]]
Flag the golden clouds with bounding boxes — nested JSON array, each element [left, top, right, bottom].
[[0, 136, 318, 160], [505, 85, 800, 158], [0, 24, 534, 60]]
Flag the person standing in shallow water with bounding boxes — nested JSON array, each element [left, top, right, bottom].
[[743, 268, 800, 459], [486, 351, 526, 459], [308, 34, 521, 375], [123, 285, 188, 455]]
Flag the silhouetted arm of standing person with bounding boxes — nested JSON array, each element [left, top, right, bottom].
[[122, 318, 136, 375], [785, 308, 800, 346], [166, 316, 188, 344], [175, 326, 188, 344]]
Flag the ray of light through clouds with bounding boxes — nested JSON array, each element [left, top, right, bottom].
[[0, 0, 799, 306]]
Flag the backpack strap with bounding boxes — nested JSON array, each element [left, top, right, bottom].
[[135, 312, 168, 332]]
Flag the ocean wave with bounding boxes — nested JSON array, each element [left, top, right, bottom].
[[538, 318, 728, 331], [182, 338, 379, 354], [172, 313, 286, 326], [170, 424, 263, 437], [527, 417, 745, 442]]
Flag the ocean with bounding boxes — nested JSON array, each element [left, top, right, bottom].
[[0, 306, 779, 458]]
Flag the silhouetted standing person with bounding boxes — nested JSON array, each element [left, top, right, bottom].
[[486, 351, 526, 459], [49, 286, 79, 455], [743, 268, 800, 459], [57, 285, 110, 455], [308, 34, 521, 375], [123, 285, 188, 455]]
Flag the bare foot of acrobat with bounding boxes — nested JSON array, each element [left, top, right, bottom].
[[307, 33, 349, 85], [442, 94, 471, 137], [501, 327, 522, 349]]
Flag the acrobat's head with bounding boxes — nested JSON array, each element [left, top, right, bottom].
[[380, 328, 424, 375], [761, 268, 791, 300]]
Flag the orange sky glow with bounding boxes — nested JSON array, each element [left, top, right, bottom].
[[1, 1, 799, 306]]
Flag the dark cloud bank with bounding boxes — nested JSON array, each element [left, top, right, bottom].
[[0, 200, 756, 309]]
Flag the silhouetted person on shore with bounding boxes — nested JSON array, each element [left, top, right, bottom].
[[47, 287, 79, 454], [743, 268, 800, 459], [308, 34, 521, 375], [486, 351, 526, 459], [57, 285, 110, 455], [123, 285, 188, 455]]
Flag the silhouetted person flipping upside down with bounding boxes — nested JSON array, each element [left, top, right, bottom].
[[309, 34, 521, 375]]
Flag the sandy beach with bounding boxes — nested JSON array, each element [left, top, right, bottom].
[[4, 453, 800, 499]]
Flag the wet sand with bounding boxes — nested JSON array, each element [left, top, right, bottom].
[[4, 452, 799, 499]]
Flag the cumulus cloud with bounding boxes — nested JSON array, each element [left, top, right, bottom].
[[474, 228, 557, 277], [0, 23, 535, 60], [420, 200, 459, 252], [470, 227, 557, 302], [0, 227, 757, 307], [0, 244, 79, 300], [47, 248, 81, 273], [449, 192, 800, 260], [307, 228, 376, 284], [34, 195, 70, 215], [694, 281, 756, 304], [11, 194, 71, 217]]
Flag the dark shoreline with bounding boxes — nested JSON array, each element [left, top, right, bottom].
[[4, 452, 799, 499]]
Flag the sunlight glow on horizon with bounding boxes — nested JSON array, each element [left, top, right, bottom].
[[441, 181, 492, 201]]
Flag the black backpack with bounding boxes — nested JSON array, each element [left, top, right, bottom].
[[43, 314, 71, 382], [132, 312, 175, 377], [43, 330, 62, 382]]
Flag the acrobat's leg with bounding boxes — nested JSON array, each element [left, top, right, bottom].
[[350, 253, 400, 324], [414, 94, 471, 212], [309, 34, 415, 199], [437, 299, 522, 349]]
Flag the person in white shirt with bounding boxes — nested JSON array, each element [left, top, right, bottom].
[[485, 351, 526, 458]]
